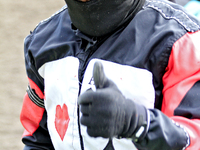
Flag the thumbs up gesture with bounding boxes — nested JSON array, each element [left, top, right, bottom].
[[78, 61, 149, 141]]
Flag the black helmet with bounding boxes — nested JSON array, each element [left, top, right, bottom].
[[65, 0, 145, 37]]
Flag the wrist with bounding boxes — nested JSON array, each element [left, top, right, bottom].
[[118, 99, 150, 142], [131, 106, 150, 143]]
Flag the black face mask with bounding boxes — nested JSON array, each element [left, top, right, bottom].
[[65, 0, 145, 37]]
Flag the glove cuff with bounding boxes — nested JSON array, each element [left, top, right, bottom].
[[131, 104, 150, 143]]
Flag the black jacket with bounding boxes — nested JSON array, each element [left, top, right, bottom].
[[20, 0, 200, 149]]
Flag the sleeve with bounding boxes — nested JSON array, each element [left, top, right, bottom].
[[162, 30, 200, 149], [20, 34, 54, 150], [134, 31, 200, 150]]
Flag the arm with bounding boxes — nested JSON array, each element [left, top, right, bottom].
[[20, 35, 54, 150], [161, 30, 200, 149], [78, 62, 189, 150], [136, 31, 200, 149], [78, 31, 200, 149]]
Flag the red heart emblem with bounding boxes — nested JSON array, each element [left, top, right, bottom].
[[55, 104, 70, 141]]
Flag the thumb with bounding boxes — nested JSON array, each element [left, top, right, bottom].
[[93, 61, 108, 89]]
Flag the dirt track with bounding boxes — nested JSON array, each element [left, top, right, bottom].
[[0, 0, 65, 149]]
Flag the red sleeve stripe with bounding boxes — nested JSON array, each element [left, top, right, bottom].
[[20, 79, 45, 137], [162, 31, 200, 117]]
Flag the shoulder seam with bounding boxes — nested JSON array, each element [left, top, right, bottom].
[[144, 0, 200, 32], [34, 5, 68, 30]]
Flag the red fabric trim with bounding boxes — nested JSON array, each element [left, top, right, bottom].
[[172, 117, 200, 150], [22, 129, 32, 137], [162, 31, 200, 117], [20, 78, 45, 137], [162, 31, 200, 149], [20, 93, 44, 136]]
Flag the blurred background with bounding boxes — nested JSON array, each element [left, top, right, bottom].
[[0, 0, 65, 149], [176, 0, 190, 6]]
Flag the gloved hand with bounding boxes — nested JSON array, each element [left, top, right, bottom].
[[78, 61, 149, 142]]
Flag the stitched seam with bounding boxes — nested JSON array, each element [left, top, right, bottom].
[[172, 120, 190, 150], [35, 5, 68, 30], [144, 0, 200, 32]]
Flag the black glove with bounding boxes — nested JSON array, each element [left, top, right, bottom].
[[78, 61, 149, 142]]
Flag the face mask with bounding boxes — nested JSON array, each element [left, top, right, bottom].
[[65, 0, 145, 37]]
